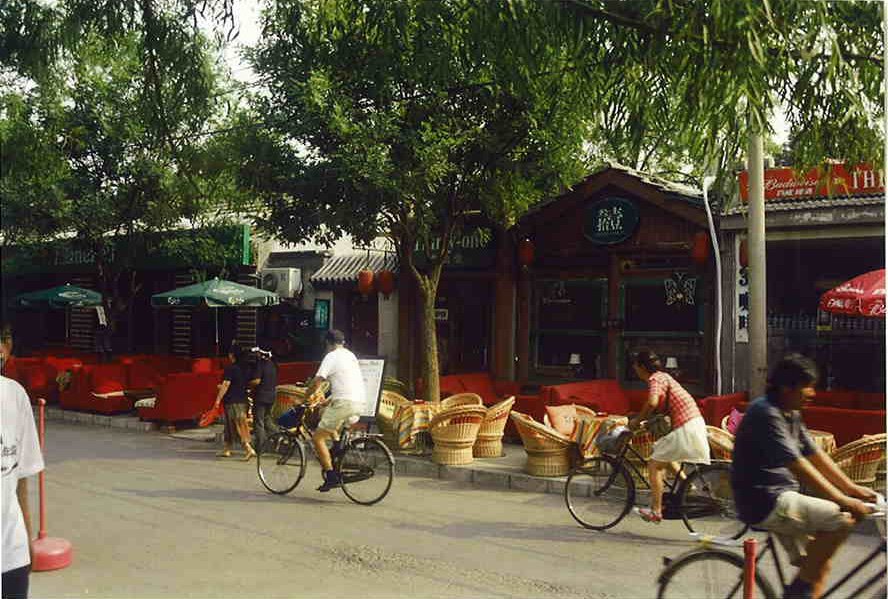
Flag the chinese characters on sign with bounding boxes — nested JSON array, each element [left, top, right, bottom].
[[736, 236, 749, 343], [583, 197, 640, 245]]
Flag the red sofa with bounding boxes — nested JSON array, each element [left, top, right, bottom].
[[136, 371, 223, 423], [698, 391, 886, 447], [278, 362, 320, 385], [542, 379, 648, 417], [440, 371, 543, 439]]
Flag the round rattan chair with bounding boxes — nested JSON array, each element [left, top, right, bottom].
[[706, 425, 735, 461], [473, 396, 515, 458], [377, 390, 412, 450], [440, 393, 483, 410], [382, 376, 410, 397], [830, 433, 887, 487], [429, 404, 487, 465], [510, 411, 574, 477]]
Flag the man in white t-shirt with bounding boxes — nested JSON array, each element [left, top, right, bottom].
[[305, 329, 365, 492], [1, 331, 44, 599]]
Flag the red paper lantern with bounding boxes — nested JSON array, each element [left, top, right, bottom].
[[691, 231, 710, 265], [518, 238, 535, 267], [357, 269, 375, 296], [739, 239, 749, 268], [376, 269, 395, 298]]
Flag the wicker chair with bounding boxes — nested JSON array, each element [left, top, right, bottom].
[[830, 433, 887, 487], [473, 396, 516, 458], [429, 404, 487, 465], [382, 376, 410, 397], [440, 393, 483, 410], [707, 425, 735, 461], [510, 411, 574, 477], [377, 390, 412, 450]]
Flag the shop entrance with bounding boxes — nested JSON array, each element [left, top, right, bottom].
[[435, 279, 492, 375]]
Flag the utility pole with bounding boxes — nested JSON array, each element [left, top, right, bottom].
[[747, 132, 768, 396]]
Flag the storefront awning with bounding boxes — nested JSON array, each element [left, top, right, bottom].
[[310, 252, 398, 285]]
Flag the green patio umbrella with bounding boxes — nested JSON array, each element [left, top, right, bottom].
[[14, 284, 103, 309], [151, 278, 279, 354]]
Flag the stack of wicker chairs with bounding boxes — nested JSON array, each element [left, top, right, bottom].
[[706, 425, 735, 461], [829, 433, 887, 488], [376, 390, 412, 450], [509, 411, 574, 476], [441, 393, 483, 410], [429, 404, 487, 465], [473, 396, 516, 458]]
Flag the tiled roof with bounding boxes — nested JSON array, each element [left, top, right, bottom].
[[310, 252, 398, 285], [598, 162, 703, 200], [722, 194, 884, 216]]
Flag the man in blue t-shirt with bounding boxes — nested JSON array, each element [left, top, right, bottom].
[[732, 354, 878, 599]]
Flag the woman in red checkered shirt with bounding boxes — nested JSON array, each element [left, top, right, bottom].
[[629, 348, 711, 523]]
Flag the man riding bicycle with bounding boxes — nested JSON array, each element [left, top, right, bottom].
[[731, 354, 878, 599], [304, 329, 365, 493]]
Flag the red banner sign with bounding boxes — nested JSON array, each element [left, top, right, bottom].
[[738, 164, 884, 202]]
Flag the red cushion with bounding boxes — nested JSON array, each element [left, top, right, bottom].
[[191, 358, 214, 373], [95, 380, 124, 395], [856, 393, 886, 411], [455, 373, 497, 404], [544, 380, 631, 415]]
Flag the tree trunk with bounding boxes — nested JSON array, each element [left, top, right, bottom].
[[417, 279, 440, 403]]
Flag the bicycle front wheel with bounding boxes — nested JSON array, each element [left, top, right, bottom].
[[257, 432, 306, 495], [657, 549, 777, 599], [564, 456, 634, 531], [340, 436, 394, 505], [680, 463, 747, 540]]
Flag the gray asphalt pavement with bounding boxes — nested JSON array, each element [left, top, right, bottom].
[[27, 422, 886, 598]]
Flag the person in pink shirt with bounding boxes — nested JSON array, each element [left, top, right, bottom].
[[629, 348, 710, 523]]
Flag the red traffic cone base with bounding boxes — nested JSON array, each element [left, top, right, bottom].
[[31, 535, 73, 572]]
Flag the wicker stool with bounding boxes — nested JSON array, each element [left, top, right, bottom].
[[429, 404, 487, 465], [473, 396, 515, 458], [441, 393, 483, 410]]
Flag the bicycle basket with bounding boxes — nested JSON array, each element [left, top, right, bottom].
[[277, 405, 306, 429], [595, 425, 631, 455]]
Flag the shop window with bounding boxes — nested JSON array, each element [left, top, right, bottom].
[[623, 275, 700, 332], [532, 279, 607, 381], [620, 276, 704, 388]]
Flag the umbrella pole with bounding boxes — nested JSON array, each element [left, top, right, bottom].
[[215, 309, 219, 356]]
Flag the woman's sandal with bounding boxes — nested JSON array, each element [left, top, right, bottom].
[[635, 507, 663, 524], [216, 450, 232, 458], [242, 449, 257, 461]]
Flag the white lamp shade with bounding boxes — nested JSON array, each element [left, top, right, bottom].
[[665, 357, 678, 369], [569, 353, 581, 365]]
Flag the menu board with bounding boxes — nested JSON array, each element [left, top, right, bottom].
[[358, 358, 386, 420]]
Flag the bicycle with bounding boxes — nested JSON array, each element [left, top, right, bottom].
[[656, 498, 887, 598], [564, 426, 746, 539], [256, 402, 395, 505]]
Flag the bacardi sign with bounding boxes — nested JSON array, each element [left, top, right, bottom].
[[738, 164, 884, 202]]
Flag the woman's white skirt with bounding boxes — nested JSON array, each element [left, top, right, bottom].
[[651, 416, 711, 464]]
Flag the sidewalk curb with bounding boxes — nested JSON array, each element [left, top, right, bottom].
[[42, 406, 158, 432]]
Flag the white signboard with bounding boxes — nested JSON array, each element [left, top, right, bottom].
[[735, 236, 749, 343], [358, 358, 386, 420]]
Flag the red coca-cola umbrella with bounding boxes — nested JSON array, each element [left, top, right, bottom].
[[819, 269, 885, 318]]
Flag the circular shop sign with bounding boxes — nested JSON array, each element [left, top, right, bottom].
[[583, 197, 640, 245]]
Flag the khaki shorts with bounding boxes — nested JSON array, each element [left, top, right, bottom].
[[757, 491, 851, 565], [317, 400, 361, 439]]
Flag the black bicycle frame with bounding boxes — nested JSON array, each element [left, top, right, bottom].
[[602, 433, 691, 495], [757, 533, 886, 599]]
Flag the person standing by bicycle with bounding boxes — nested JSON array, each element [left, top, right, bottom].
[[732, 353, 877, 599], [628, 348, 711, 523], [304, 329, 365, 492], [248, 345, 278, 452]]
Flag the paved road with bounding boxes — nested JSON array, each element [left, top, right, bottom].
[[29, 423, 886, 598]]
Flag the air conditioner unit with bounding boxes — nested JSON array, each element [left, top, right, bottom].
[[260, 268, 302, 298]]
